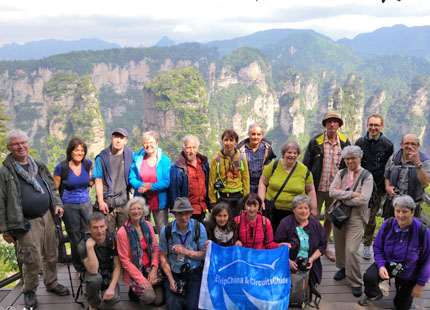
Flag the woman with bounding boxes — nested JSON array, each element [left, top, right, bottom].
[[205, 202, 236, 247], [208, 129, 250, 217], [258, 141, 317, 233], [329, 145, 373, 298], [117, 197, 164, 306], [129, 131, 171, 234], [53, 137, 93, 272], [275, 195, 327, 291], [234, 193, 281, 249]]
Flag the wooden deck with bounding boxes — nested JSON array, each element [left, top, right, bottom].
[[1, 244, 430, 309]]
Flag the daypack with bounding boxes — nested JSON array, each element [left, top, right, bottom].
[[382, 217, 427, 253], [289, 271, 311, 309], [339, 168, 376, 208], [235, 213, 267, 247], [59, 159, 91, 198]]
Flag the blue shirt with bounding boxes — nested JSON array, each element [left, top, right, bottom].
[[93, 157, 103, 179], [54, 160, 92, 204], [244, 143, 266, 193], [159, 219, 207, 273]]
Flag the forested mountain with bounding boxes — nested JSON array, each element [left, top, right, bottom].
[[1, 25, 430, 167]]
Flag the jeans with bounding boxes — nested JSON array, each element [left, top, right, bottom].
[[163, 266, 202, 310]]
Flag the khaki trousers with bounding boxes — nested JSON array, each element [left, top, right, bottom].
[[333, 207, 364, 287], [16, 211, 59, 293], [106, 205, 128, 233]]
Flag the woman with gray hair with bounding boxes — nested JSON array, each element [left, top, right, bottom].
[[329, 145, 374, 297], [117, 197, 164, 306], [258, 141, 317, 233], [129, 131, 171, 234], [275, 195, 327, 295]]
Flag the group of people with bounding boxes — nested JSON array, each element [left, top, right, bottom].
[[1, 109, 430, 310]]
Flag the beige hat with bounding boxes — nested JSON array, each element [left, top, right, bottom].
[[171, 197, 194, 213], [322, 111, 343, 127]]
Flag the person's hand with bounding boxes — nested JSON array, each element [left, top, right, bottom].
[[379, 266, 390, 280], [353, 192, 361, 198], [278, 242, 291, 248], [2, 232, 15, 245], [141, 278, 154, 291], [261, 200, 266, 211], [86, 237, 96, 248], [334, 184, 341, 190], [306, 258, 314, 270], [289, 259, 298, 271], [386, 186, 396, 198], [172, 244, 187, 255], [102, 286, 115, 300], [204, 240, 210, 249], [412, 284, 424, 298], [147, 268, 158, 286], [98, 200, 110, 214], [55, 206, 64, 218], [235, 240, 243, 246], [137, 186, 146, 194], [406, 146, 420, 165], [169, 279, 178, 293]]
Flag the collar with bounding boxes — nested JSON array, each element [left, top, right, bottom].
[[172, 218, 193, 236], [365, 132, 384, 142], [394, 223, 410, 233], [323, 131, 340, 145]]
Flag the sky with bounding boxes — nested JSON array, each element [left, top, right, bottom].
[[0, 0, 429, 47]]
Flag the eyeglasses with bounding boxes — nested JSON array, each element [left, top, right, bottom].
[[8, 141, 28, 147], [368, 124, 381, 128], [344, 157, 358, 162], [143, 142, 156, 147]]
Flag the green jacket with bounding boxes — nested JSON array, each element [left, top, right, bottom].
[[303, 131, 350, 190], [0, 154, 63, 233]]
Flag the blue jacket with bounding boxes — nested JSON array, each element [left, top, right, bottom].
[[129, 147, 171, 210], [169, 152, 210, 208]]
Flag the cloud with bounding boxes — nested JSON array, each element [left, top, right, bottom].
[[173, 25, 193, 33]]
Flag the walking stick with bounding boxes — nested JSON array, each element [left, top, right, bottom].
[[55, 215, 75, 297]]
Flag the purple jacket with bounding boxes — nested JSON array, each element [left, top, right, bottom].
[[275, 214, 327, 285], [373, 217, 430, 286]]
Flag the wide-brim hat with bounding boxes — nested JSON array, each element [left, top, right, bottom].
[[322, 111, 343, 127], [171, 197, 194, 213]]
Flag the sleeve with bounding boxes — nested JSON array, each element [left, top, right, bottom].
[[262, 161, 275, 179], [422, 159, 430, 178], [329, 170, 352, 200], [129, 157, 143, 190], [198, 223, 208, 250], [158, 226, 168, 253], [77, 240, 88, 261], [344, 173, 373, 207], [116, 227, 147, 284], [86, 159, 93, 169], [169, 164, 181, 211], [305, 169, 314, 185], [264, 218, 278, 249], [241, 154, 250, 196], [315, 220, 327, 255], [0, 169, 7, 232], [274, 218, 288, 243], [384, 155, 394, 180], [208, 156, 218, 204], [417, 228, 430, 286], [53, 162, 62, 176], [151, 155, 171, 191], [42, 164, 63, 208], [302, 141, 313, 169], [148, 221, 160, 268], [373, 220, 388, 268], [92, 157, 103, 179]]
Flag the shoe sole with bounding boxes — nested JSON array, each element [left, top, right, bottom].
[[46, 290, 70, 296]]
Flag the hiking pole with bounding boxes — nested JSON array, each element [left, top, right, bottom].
[[55, 215, 75, 297]]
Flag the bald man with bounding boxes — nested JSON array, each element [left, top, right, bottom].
[[384, 134, 430, 218]]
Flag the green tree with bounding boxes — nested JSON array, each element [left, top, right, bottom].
[[0, 95, 11, 163]]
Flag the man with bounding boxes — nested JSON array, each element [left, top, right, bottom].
[[170, 135, 210, 222], [303, 111, 351, 261], [0, 129, 70, 309], [384, 134, 430, 218], [78, 212, 121, 310], [359, 195, 430, 310], [94, 128, 134, 232], [159, 197, 207, 310], [355, 114, 394, 259], [237, 123, 276, 193]]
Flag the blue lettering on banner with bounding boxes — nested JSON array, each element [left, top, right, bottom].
[[199, 242, 290, 310]]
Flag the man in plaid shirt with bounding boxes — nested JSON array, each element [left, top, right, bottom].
[[303, 111, 351, 261]]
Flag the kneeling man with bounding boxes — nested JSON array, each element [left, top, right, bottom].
[[359, 195, 430, 309]]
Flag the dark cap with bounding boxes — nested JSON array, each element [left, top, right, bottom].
[[171, 197, 194, 213], [112, 128, 128, 137], [322, 111, 343, 127]]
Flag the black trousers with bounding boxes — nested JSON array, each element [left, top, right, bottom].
[[271, 208, 293, 235], [363, 263, 416, 310]]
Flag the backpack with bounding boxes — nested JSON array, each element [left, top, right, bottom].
[[59, 159, 91, 198], [382, 217, 427, 253], [339, 168, 377, 208], [215, 152, 245, 183], [164, 220, 201, 251], [289, 271, 311, 310], [235, 213, 267, 246]]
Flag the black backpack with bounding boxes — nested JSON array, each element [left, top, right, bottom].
[[59, 159, 91, 198]]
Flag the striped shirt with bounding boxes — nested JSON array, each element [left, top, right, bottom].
[[318, 133, 342, 192], [244, 143, 266, 193]]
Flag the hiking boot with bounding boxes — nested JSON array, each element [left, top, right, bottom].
[[46, 283, 70, 296], [363, 245, 372, 260], [358, 292, 383, 306], [24, 291, 38, 308], [352, 286, 362, 297], [333, 268, 346, 281]]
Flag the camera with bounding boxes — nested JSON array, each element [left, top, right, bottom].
[[214, 180, 224, 190], [386, 262, 404, 278], [296, 256, 310, 272], [176, 263, 191, 295]]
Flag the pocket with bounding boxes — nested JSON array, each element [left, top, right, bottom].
[[17, 246, 36, 264]]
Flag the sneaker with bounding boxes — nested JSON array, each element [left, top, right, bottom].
[[352, 286, 362, 297], [363, 245, 372, 260], [358, 292, 383, 306], [24, 291, 38, 308], [333, 268, 346, 281], [46, 283, 70, 296]]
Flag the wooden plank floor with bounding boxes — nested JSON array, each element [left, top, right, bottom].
[[2, 244, 430, 309]]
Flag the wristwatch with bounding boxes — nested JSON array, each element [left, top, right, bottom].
[[415, 162, 423, 169]]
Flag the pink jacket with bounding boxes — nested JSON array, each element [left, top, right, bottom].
[[117, 220, 159, 286], [235, 213, 278, 249]]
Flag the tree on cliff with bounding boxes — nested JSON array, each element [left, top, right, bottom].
[[0, 95, 11, 163]]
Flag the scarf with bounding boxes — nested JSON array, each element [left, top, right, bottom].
[[214, 225, 234, 244], [13, 155, 44, 194], [345, 165, 362, 189]]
